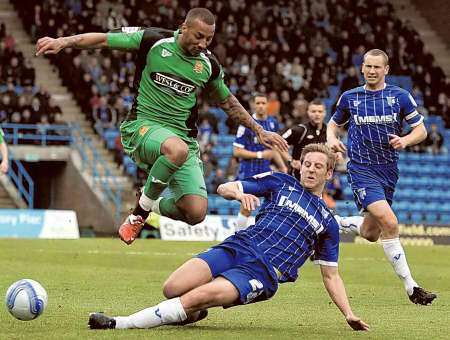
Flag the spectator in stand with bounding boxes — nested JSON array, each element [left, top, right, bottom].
[[425, 124, 444, 155], [208, 168, 226, 194], [340, 66, 360, 93], [92, 96, 116, 132], [0, 94, 14, 123], [47, 97, 63, 123]]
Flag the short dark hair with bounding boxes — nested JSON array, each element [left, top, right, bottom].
[[308, 98, 325, 108], [185, 8, 215, 26], [363, 49, 389, 65], [252, 92, 267, 101]]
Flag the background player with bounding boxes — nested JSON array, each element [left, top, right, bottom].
[[281, 99, 328, 179], [327, 49, 436, 305], [35, 8, 288, 244], [233, 92, 287, 230], [88, 144, 369, 332]]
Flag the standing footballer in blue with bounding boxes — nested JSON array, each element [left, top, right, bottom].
[[327, 49, 436, 305], [233, 92, 287, 230], [89, 144, 369, 332]]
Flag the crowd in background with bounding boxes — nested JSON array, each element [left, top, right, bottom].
[[0, 22, 68, 143], [5, 0, 450, 169]]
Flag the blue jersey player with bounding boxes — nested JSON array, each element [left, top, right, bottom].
[[89, 144, 369, 332], [327, 49, 436, 305], [233, 92, 287, 230]]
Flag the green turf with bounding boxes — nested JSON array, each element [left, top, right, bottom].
[[0, 239, 449, 339]]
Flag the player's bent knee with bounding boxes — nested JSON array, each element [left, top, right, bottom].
[[184, 211, 206, 225], [161, 138, 189, 166], [365, 232, 380, 242], [162, 280, 182, 299]]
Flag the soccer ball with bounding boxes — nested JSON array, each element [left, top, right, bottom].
[[5, 279, 48, 321]]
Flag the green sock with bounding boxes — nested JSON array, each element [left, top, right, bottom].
[[144, 156, 180, 200], [159, 197, 185, 220]]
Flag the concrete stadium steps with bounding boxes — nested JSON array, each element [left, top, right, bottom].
[[0, 184, 17, 208], [0, 0, 136, 219], [391, 0, 450, 76]]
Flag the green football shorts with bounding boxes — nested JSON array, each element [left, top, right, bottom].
[[120, 119, 207, 201]]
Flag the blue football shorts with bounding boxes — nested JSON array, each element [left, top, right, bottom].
[[347, 162, 399, 213], [196, 234, 279, 307]]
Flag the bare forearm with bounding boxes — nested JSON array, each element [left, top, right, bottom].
[[59, 33, 108, 49], [217, 182, 241, 200], [326, 121, 340, 142], [233, 147, 258, 159], [322, 272, 353, 317], [0, 142, 8, 162], [220, 95, 263, 134], [403, 123, 427, 147]]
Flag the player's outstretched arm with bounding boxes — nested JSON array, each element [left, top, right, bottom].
[[320, 265, 369, 331], [217, 182, 260, 211], [0, 141, 8, 174], [36, 33, 108, 56], [219, 95, 288, 152]]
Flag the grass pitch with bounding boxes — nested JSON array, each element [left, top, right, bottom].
[[0, 239, 449, 339]]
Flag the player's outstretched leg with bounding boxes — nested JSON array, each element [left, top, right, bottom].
[[88, 277, 238, 330]]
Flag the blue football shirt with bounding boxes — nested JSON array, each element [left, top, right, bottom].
[[237, 172, 339, 283], [331, 83, 424, 165], [234, 115, 280, 179]]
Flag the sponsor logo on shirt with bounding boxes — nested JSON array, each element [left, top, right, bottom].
[[353, 113, 398, 125], [353, 100, 361, 107], [121, 27, 141, 33], [278, 195, 321, 231], [151, 72, 196, 97]]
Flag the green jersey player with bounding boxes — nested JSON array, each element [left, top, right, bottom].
[[36, 8, 288, 244]]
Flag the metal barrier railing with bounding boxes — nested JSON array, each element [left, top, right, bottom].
[[71, 125, 122, 224], [6, 150, 34, 208], [1, 123, 122, 222]]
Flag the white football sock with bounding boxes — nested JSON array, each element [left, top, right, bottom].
[[139, 193, 155, 212], [235, 213, 249, 231], [115, 297, 187, 329], [381, 238, 418, 295], [151, 197, 163, 215]]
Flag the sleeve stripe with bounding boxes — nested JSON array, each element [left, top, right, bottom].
[[330, 118, 348, 127], [236, 181, 244, 193], [233, 142, 245, 148], [313, 260, 338, 267], [405, 110, 419, 120], [409, 116, 424, 128]]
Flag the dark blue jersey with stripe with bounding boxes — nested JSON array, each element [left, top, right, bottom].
[[237, 172, 339, 283], [332, 83, 424, 165], [234, 115, 279, 179]]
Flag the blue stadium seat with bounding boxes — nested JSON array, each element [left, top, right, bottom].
[[424, 213, 439, 224]]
